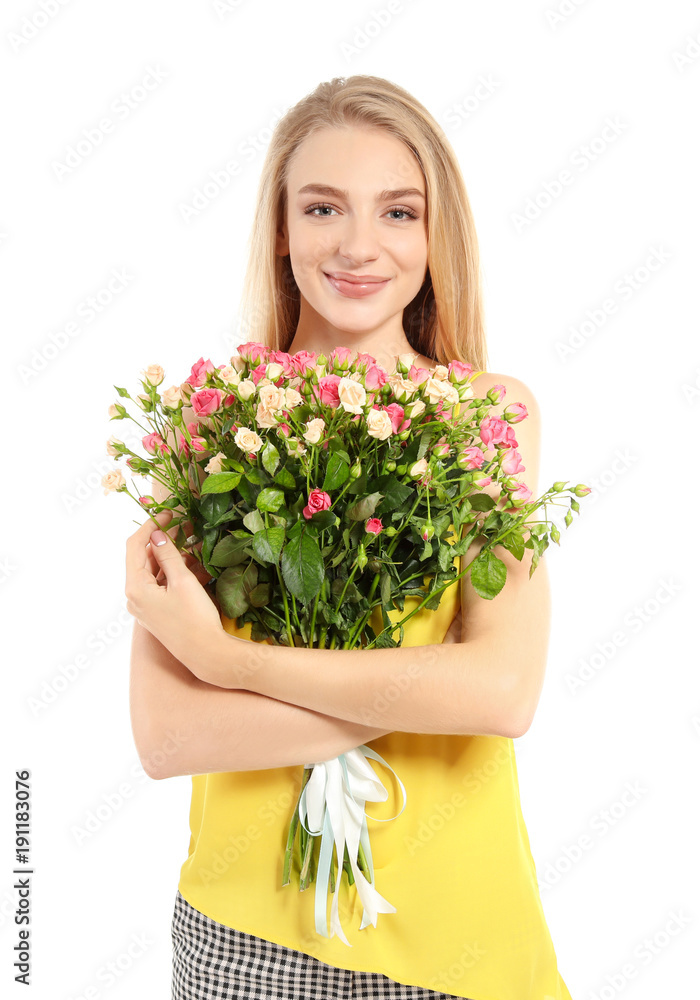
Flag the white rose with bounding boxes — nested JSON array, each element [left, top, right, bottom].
[[205, 451, 227, 474], [303, 418, 325, 444], [366, 408, 393, 441], [230, 354, 247, 372], [386, 374, 416, 401], [409, 458, 429, 478], [432, 364, 450, 381], [234, 426, 263, 453], [265, 362, 285, 381], [404, 398, 426, 418], [217, 365, 241, 386], [255, 402, 279, 428], [337, 376, 367, 414], [422, 377, 447, 404], [441, 382, 460, 405], [284, 387, 303, 410], [397, 352, 418, 370], [101, 469, 126, 494], [258, 384, 286, 412], [237, 379, 256, 401], [106, 436, 123, 457], [142, 363, 165, 386], [161, 384, 183, 408]]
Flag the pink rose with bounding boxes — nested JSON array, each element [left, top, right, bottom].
[[250, 362, 269, 385], [236, 341, 270, 365], [291, 350, 318, 375], [365, 517, 383, 535], [407, 364, 432, 386], [503, 402, 528, 423], [267, 350, 295, 375], [500, 448, 525, 476], [505, 482, 532, 508], [328, 346, 354, 370], [447, 360, 474, 384], [189, 357, 217, 387], [303, 488, 332, 520], [363, 364, 388, 391], [191, 388, 222, 417], [479, 417, 517, 450], [457, 446, 486, 470], [382, 403, 405, 434], [318, 375, 341, 406], [142, 432, 169, 456]]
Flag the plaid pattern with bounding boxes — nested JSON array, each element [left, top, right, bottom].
[[171, 890, 469, 999]]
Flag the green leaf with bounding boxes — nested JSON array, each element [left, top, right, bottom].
[[252, 526, 285, 564], [322, 452, 350, 492], [469, 549, 507, 600], [248, 582, 270, 607], [256, 488, 285, 512], [261, 441, 280, 476], [210, 534, 253, 567], [201, 473, 241, 494], [346, 491, 384, 521], [216, 562, 258, 618], [370, 475, 413, 513], [281, 533, 324, 601], [243, 509, 265, 534], [304, 510, 337, 531], [273, 466, 296, 489], [245, 468, 266, 485]]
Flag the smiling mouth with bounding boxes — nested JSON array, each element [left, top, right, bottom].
[[323, 272, 391, 298]]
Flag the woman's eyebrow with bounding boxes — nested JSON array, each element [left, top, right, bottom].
[[297, 183, 425, 201]]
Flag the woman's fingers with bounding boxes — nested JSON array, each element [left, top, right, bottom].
[[125, 510, 174, 592]]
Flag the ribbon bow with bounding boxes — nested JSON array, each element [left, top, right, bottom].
[[298, 744, 407, 946]]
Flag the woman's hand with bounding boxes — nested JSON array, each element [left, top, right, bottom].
[[125, 509, 223, 672]]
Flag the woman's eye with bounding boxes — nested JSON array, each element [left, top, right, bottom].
[[304, 203, 418, 221]]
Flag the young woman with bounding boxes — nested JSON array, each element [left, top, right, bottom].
[[126, 75, 573, 1000]]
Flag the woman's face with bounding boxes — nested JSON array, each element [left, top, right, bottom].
[[277, 125, 429, 354]]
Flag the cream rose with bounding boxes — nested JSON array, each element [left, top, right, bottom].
[[236, 379, 256, 401], [234, 426, 263, 453], [366, 408, 393, 441], [106, 436, 123, 457], [409, 458, 429, 478], [303, 418, 325, 444], [284, 387, 303, 410], [404, 398, 426, 418], [265, 362, 285, 381], [101, 469, 126, 494], [217, 365, 241, 386], [142, 363, 165, 386], [422, 377, 449, 404], [258, 384, 286, 412], [386, 374, 417, 401], [255, 402, 279, 428], [161, 385, 183, 408], [338, 376, 367, 414], [205, 451, 227, 474]]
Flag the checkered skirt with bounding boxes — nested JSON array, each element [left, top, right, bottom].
[[171, 889, 469, 999]]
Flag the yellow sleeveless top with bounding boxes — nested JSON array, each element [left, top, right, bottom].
[[177, 556, 572, 1000]]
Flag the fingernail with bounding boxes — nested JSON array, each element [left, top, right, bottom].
[[151, 530, 167, 546]]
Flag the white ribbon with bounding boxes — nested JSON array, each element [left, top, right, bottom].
[[298, 745, 407, 945]]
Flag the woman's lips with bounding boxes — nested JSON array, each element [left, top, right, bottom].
[[324, 272, 390, 298]]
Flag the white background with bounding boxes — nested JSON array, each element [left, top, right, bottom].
[[1, 1, 699, 998]]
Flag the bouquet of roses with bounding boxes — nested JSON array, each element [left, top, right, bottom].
[[104, 342, 588, 943]]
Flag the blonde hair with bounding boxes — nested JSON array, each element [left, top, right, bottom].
[[238, 74, 488, 371]]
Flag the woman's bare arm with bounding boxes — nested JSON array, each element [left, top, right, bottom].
[[130, 620, 393, 780]]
